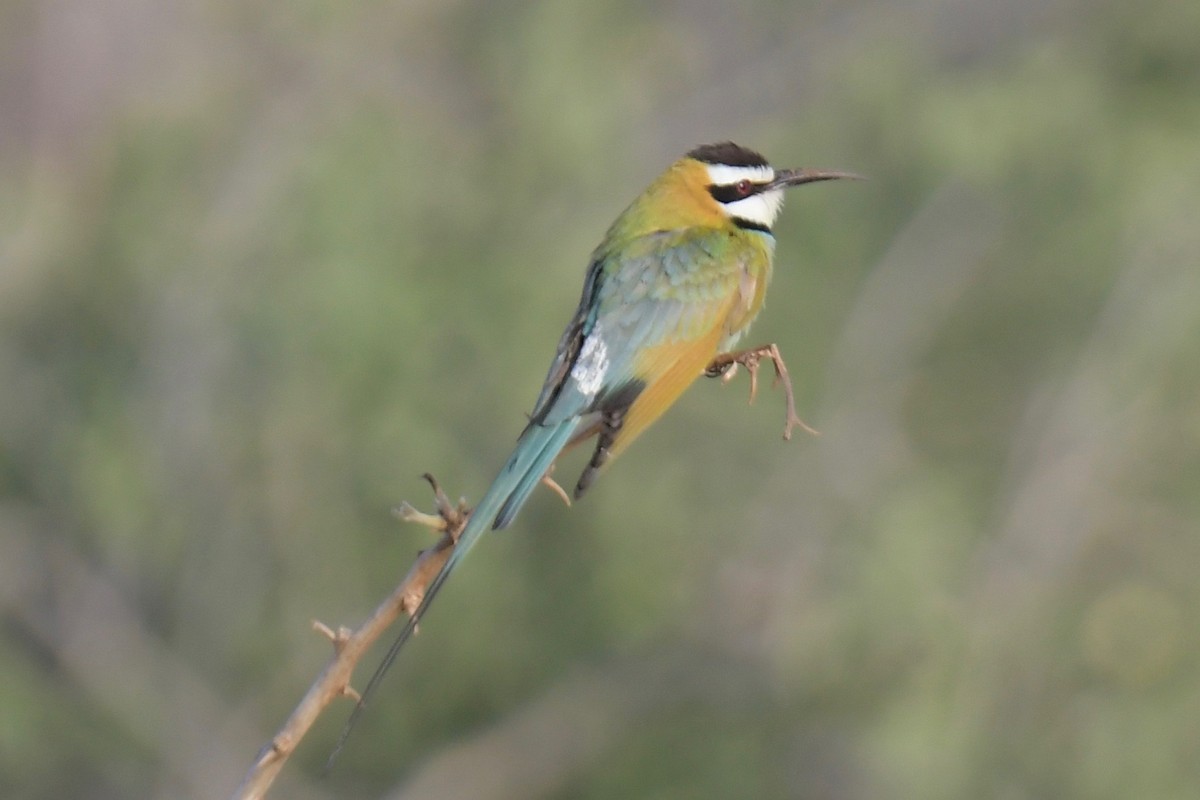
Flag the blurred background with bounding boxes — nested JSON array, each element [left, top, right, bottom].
[[2, 0, 1199, 797]]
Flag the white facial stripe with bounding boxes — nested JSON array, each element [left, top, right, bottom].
[[704, 163, 775, 186], [723, 189, 784, 230]]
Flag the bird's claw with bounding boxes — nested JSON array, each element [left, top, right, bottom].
[[704, 360, 737, 380], [540, 466, 572, 507], [707, 343, 818, 440]]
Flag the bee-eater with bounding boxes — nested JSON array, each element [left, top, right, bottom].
[[333, 142, 854, 756]]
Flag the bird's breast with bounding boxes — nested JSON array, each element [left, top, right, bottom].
[[724, 246, 771, 339]]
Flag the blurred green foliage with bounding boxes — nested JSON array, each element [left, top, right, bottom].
[[2, 0, 1198, 798]]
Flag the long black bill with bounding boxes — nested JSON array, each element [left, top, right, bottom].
[[769, 168, 864, 190]]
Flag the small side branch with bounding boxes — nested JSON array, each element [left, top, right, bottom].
[[229, 475, 468, 800]]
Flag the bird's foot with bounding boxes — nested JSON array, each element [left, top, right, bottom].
[[706, 343, 818, 440], [540, 465, 573, 507]]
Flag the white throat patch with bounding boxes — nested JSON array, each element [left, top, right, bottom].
[[723, 190, 784, 230]]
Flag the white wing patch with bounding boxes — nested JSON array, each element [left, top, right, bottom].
[[570, 334, 609, 398]]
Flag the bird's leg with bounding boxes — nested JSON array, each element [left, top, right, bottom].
[[706, 344, 818, 440], [536, 418, 605, 506], [575, 408, 625, 500]]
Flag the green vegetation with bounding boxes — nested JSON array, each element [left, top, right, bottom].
[[2, 1, 1197, 797]]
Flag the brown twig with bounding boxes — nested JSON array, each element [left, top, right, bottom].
[[233, 348, 812, 798], [229, 474, 469, 800]]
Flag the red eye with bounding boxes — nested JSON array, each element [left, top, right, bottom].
[[736, 179, 753, 197]]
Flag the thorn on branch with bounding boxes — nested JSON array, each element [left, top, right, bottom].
[[396, 474, 465, 544], [312, 620, 353, 653], [392, 502, 447, 532], [422, 472, 457, 520], [262, 735, 290, 763], [400, 587, 424, 619], [392, 473, 473, 540]]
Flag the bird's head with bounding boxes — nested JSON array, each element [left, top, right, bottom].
[[681, 141, 858, 233], [605, 141, 857, 243]]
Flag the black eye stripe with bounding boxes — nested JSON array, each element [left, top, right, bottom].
[[708, 182, 764, 204]]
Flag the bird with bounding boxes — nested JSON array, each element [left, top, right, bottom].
[[329, 142, 855, 761]]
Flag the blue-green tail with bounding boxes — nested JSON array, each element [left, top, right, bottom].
[[327, 420, 578, 767]]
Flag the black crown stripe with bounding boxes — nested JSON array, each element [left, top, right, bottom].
[[687, 141, 769, 168]]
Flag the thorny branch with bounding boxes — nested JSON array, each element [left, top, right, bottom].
[[230, 475, 468, 800], [231, 343, 809, 799]]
